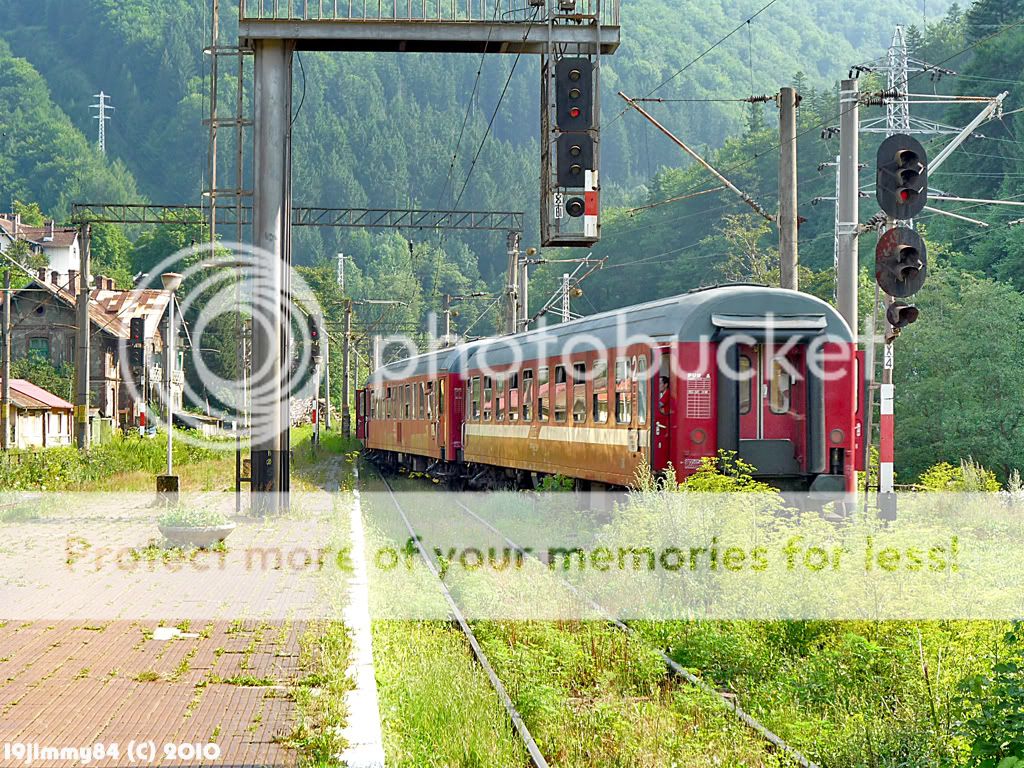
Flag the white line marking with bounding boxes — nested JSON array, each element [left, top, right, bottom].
[[339, 465, 386, 768]]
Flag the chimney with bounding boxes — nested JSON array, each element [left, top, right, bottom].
[[45, 220, 54, 241], [106, 277, 115, 291], [68, 269, 78, 293], [36, 267, 46, 282], [50, 270, 59, 285], [94, 274, 106, 291], [14, 214, 20, 238]]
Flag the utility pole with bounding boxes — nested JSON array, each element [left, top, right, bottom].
[[342, 300, 352, 438], [75, 225, 91, 449], [519, 256, 530, 333], [323, 329, 331, 430], [91, 91, 113, 155], [837, 78, 860, 335], [778, 86, 799, 290], [1, 270, 9, 451], [337, 252, 345, 291], [505, 231, 521, 335], [560, 273, 571, 323], [443, 294, 452, 342]]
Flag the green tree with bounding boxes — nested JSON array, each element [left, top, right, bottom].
[[894, 269, 1024, 481], [12, 199, 44, 226]]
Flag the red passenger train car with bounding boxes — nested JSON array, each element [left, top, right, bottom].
[[359, 285, 864, 492]]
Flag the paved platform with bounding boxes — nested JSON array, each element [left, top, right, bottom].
[[0, 619, 305, 767]]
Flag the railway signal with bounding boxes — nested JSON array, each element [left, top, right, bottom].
[[308, 314, 322, 360], [875, 227, 927, 298], [876, 134, 928, 220], [886, 300, 920, 330], [128, 317, 145, 373], [555, 58, 593, 130], [557, 133, 593, 189]]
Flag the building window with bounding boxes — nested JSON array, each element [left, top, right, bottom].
[[572, 363, 587, 424], [615, 358, 632, 425], [554, 366, 568, 423], [521, 369, 534, 422], [28, 337, 49, 361], [593, 358, 608, 424]]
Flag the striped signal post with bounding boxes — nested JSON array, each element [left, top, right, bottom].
[[584, 170, 599, 239], [880, 340, 895, 498]]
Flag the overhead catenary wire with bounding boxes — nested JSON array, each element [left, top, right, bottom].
[[451, 5, 541, 212]]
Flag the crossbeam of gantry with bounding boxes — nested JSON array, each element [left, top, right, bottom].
[[238, 0, 620, 54]]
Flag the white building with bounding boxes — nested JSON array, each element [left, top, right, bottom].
[[0, 214, 81, 277]]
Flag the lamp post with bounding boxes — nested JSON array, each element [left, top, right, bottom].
[[157, 272, 183, 500]]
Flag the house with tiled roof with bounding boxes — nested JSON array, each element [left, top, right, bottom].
[[9, 269, 181, 429], [0, 214, 81, 276], [4, 379, 74, 449]]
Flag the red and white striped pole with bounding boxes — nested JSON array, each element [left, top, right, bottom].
[[879, 341, 895, 494], [584, 170, 599, 239]]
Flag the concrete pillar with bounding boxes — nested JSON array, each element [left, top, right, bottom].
[[837, 79, 860, 337], [251, 39, 294, 513], [778, 86, 799, 291]]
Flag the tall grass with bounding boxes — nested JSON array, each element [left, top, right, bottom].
[[0, 431, 218, 490]]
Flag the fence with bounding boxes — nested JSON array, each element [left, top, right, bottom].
[[239, 0, 619, 26]]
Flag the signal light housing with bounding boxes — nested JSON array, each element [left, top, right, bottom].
[[875, 227, 928, 298], [308, 314, 322, 360], [565, 197, 586, 218], [886, 300, 920, 330], [129, 317, 145, 345], [555, 58, 593, 131], [556, 133, 594, 188], [877, 134, 928, 220]]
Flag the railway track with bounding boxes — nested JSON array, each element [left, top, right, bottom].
[[370, 462, 820, 768]]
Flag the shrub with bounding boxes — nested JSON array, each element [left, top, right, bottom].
[[158, 506, 230, 528], [958, 623, 1024, 766], [918, 459, 1001, 492]]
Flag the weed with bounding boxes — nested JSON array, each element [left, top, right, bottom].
[[135, 670, 161, 682]]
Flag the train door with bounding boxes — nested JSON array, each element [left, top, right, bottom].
[[737, 343, 806, 475], [434, 379, 447, 458], [355, 389, 367, 439], [650, 348, 672, 473]]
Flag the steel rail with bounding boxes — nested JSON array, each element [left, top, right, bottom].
[[374, 469, 550, 768], [447, 495, 822, 768]]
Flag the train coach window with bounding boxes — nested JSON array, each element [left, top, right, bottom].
[[572, 363, 587, 424], [739, 355, 753, 415], [483, 377, 493, 421], [419, 383, 426, 419], [386, 387, 392, 419], [538, 367, 549, 422], [637, 356, 649, 426], [425, 383, 434, 421], [496, 378, 505, 422], [404, 384, 412, 419], [554, 366, 568, 422], [470, 377, 481, 419], [593, 359, 609, 424], [507, 373, 519, 422], [615, 359, 632, 425], [770, 359, 792, 414], [522, 370, 534, 421], [439, 380, 445, 415]]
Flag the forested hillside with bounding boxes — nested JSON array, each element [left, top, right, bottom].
[[1, 0, 1023, 481]]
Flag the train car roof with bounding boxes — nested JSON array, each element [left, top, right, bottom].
[[367, 284, 852, 384]]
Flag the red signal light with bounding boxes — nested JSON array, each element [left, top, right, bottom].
[[900, 189, 911, 202], [570, 107, 581, 119]]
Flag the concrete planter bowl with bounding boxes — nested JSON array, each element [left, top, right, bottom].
[[158, 523, 236, 549]]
